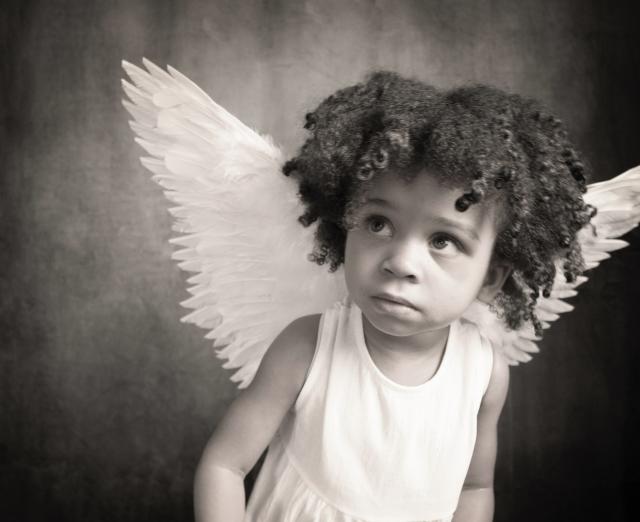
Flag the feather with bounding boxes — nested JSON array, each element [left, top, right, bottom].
[[464, 165, 640, 364], [123, 60, 346, 388]]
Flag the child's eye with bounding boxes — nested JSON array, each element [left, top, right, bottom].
[[430, 234, 463, 255], [365, 215, 393, 237]]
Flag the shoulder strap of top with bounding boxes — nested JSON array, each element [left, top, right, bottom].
[[293, 299, 345, 410], [456, 320, 495, 410], [477, 332, 495, 397]]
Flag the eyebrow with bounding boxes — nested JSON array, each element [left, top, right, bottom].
[[363, 197, 480, 242], [432, 217, 480, 241]]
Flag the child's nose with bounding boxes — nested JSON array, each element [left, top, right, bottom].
[[381, 241, 422, 282]]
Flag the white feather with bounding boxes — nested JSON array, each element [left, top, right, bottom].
[[463, 165, 640, 364], [123, 60, 346, 388]]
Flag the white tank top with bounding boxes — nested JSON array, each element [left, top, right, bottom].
[[245, 299, 494, 522]]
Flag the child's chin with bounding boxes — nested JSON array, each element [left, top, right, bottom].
[[363, 307, 439, 338]]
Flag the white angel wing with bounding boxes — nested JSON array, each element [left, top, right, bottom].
[[464, 165, 640, 364], [122, 59, 346, 388]]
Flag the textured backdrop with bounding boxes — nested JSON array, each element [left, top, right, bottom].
[[2, 0, 639, 520]]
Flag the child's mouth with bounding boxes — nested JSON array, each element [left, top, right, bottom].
[[371, 294, 417, 312]]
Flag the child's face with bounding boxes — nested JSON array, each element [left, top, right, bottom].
[[344, 170, 506, 338]]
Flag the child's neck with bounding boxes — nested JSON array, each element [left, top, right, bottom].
[[361, 315, 450, 386]]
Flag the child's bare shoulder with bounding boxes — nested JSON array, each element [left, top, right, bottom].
[[275, 313, 321, 369], [251, 314, 321, 400]]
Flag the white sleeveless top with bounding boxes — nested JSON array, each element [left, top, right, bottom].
[[245, 299, 494, 522]]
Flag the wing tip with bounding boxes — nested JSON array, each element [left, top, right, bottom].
[[121, 59, 143, 76]]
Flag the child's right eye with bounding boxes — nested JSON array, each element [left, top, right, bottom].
[[365, 215, 392, 237]]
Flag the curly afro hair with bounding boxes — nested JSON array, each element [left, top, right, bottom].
[[283, 72, 595, 334]]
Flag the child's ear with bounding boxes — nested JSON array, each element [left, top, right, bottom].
[[477, 261, 511, 304]]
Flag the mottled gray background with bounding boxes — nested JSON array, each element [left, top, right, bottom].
[[2, 0, 639, 520]]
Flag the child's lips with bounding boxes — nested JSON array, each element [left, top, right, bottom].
[[371, 293, 418, 311]]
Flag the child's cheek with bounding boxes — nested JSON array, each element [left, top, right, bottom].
[[345, 233, 378, 283]]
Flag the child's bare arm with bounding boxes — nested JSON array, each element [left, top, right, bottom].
[[453, 349, 509, 522], [194, 314, 320, 522]]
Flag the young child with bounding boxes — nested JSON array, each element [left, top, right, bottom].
[[191, 72, 594, 521]]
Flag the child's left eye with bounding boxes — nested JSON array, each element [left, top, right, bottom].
[[430, 234, 462, 254]]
